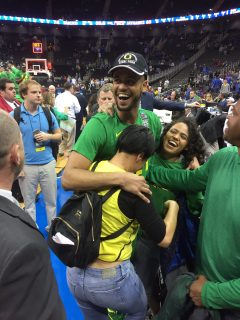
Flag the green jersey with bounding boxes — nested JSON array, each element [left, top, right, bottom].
[[147, 146, 240, 309], [73, 108, 162, 161], [0, 67, 30, 102], [143, 154, 203, 217], [148, 154, 180, 217]]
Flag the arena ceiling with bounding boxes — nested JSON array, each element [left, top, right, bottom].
[[1, 0, 239, 20]]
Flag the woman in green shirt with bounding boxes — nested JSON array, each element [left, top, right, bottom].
[[133, 117, 205, 314]]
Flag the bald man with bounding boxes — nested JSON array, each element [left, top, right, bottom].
[[0, 110, 66, 319]]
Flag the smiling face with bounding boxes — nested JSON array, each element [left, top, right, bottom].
[[112, 68, 146, 112], [224, 100, 240, 147], [162, 122, 189, 160]]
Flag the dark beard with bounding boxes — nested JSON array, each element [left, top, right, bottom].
[[116, 104, 134, 112], [116, 95, 141, 112]]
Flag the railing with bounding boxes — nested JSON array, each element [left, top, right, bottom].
[[149, 34, 210, 83]]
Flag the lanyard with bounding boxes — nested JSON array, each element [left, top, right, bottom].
[[23, 105, 42, 133]]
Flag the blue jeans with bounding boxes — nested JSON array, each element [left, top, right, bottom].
[[67, 260, 147, 320]]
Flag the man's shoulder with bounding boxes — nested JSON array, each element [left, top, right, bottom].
[[0, 208, 45, 255], [139, 108, 161, 125], [217, 146, 238, 155], [139, 108, 157, 117], [10, 105, 24, 117], [55, 92, 66, 100], [0, 96, 5, 104], [210, 146, 238, 161], [91, 112, 116, 125]]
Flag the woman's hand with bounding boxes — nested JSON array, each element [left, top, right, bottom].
[[164, 200, 179, 212], [187, 156, 200, 170], [98, 102, 115, 116]]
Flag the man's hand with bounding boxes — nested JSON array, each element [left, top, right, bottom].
[[98, 102, 115, 116], [120, 172, 152, 203], [34, 132, 51, 142], [189, 275, 207, 307], [187, 101, 201, 108]]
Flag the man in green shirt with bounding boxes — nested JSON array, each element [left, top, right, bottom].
[[148, 100, 240, 318], [62, 52, 162, 203]]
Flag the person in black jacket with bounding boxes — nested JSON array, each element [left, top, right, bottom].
[[0, 110, 66, 320], [141, 90, 200, 112], [75, 87, 88, 141]]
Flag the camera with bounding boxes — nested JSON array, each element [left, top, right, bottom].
[[33, 129, 40, 142], [33, 129, 42, 147]]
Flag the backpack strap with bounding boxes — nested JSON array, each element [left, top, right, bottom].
[[91, 161, 100, 172], [101, 187, 133, 241], [42, 106, 53, 133], [13, 106, 21, 125], [90, 160, 131, 241], [101, 219, 133, 241], [101, 187, 119, 203], [91, 161, 119, 203], [13, 106, 53, 133]]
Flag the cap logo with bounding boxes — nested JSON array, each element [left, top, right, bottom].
[[118, 53, 137, 65]]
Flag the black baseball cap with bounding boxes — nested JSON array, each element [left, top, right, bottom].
[[108, 52, 148, 76]]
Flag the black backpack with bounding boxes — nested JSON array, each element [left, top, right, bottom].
[[13, 106, 59, 160], [48, 162, 133, 268]]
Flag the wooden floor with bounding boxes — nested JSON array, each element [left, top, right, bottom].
[[55, 155, 68, 175]]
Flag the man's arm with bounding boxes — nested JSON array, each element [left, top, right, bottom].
[[9, 65, 22, 78], [152, 98, 200, 111], [147, 162, 209, 193], [152, 98, 185, 111], [62, 152, 151, 203]]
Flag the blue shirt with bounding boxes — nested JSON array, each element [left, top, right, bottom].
[[10, 105, 59, 165]]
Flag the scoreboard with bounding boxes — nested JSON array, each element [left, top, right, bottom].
[[32, 42, 43, 54]]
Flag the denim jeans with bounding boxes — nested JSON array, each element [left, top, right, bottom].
[[67, 260, 147, 320]]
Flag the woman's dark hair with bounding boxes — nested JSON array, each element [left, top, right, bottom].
[[171, 90, 180, 101], [87, 93, 98, 116], [116, 125, 156, 160], [158, 117, 205, 168]]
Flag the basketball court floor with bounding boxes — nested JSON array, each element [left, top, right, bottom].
[[36, 175, 84, 320]]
